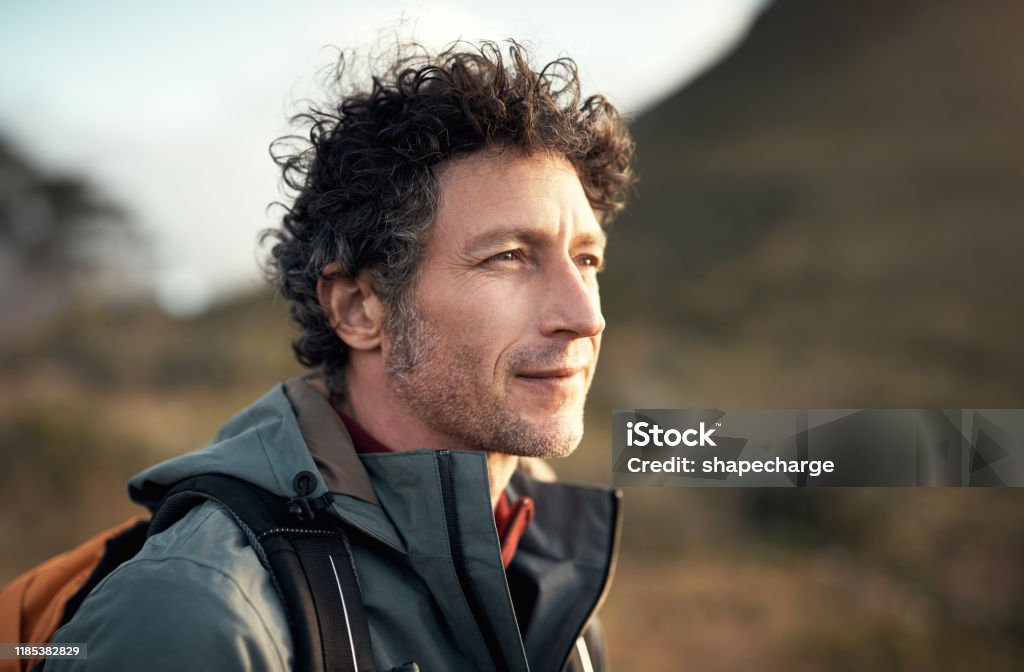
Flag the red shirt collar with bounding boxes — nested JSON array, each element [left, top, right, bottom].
[[339, 412, 392, 454], [338, 413, 534, 568]]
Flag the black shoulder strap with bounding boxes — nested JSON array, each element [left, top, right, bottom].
[[149, 473, 377, 672]]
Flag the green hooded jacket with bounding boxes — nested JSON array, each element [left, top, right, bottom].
[[48, 377, 621, 671]]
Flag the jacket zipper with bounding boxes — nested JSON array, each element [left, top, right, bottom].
[[436, 450, 511, 672], [556, 489, 623, 671]]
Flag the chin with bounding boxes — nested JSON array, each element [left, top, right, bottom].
[[490, 414, 583, 459]]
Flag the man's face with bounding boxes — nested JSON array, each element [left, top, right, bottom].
[[384, 150, 606, 458]]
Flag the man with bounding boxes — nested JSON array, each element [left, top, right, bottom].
[[50, 40, 634, 671]]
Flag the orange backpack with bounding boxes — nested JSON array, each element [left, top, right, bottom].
[[0, 516, 148, 672]]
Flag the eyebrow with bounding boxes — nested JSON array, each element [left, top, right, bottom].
[[463, 225, 608, 254]]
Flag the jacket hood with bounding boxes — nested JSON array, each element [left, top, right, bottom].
[[129, 383, 344, 511]]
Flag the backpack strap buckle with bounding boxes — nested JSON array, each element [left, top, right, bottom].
[[286, 492, 335, 521]]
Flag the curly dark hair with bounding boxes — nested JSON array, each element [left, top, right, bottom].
[[263, 40, 635, 398]]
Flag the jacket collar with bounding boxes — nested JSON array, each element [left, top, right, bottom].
[[283, 376, 380, 506]]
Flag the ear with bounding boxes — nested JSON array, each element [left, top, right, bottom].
[[316, 263, 384, 351]]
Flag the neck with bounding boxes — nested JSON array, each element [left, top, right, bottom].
[[484, 452, 519, 508], [341, 357, 519, 507]]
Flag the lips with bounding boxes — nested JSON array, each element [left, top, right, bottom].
[[516, 367, 584, 379], [511, 362, 589, 409]]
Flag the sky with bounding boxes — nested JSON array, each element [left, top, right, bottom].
[[0, 0, 766, 315]]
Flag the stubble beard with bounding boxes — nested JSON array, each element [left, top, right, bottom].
[[382, 298, 586, 458]]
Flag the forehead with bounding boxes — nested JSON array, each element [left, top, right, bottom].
[[430, 150, 605, 251]]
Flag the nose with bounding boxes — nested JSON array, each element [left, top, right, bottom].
[[539, 257, 605, 339]]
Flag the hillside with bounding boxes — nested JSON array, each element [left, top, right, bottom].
[[600, 0, 1024, 409]]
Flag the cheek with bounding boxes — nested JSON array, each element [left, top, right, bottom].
[[458, 302, 523, 363], [439, 291, 535, 375], [432, 277, 535, 336], [433, 292, 499, 335]]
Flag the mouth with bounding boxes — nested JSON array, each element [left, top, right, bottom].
[[509, 359, 591, 410], [513, 366, 588, 403], [516, 366, 584, 380]]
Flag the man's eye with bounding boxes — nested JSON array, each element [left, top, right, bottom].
[[485, 250, 523, 264], [578, 255, 603, 270]]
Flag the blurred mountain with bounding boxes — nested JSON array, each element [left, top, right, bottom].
[[0, 140, 149, 333], [601, 0, 1024, 406]]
